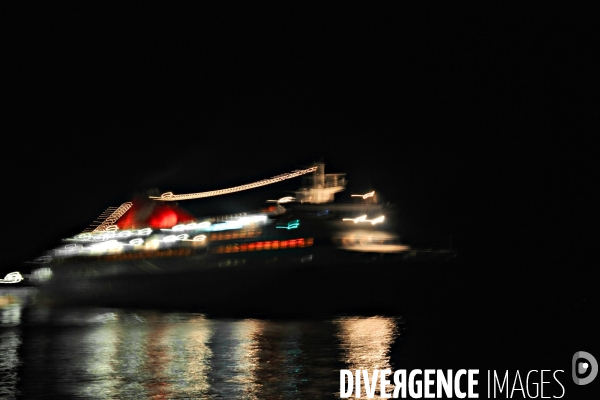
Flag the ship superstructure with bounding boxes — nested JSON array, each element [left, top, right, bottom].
[[21, 162, 454, 312]]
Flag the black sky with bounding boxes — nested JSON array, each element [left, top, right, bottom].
[[1, 4, 592, 277]]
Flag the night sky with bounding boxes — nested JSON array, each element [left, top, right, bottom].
[[2, 3, 591, 285]]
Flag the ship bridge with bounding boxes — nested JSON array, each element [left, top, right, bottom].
[[294, 163, 346, 204]]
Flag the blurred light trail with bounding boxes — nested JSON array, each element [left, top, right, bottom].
[[83, 203, 133, 233], [149, 167, 318, 201], [351, 191, 375, 199], [0, 272, 23, 284], [342, 215, 385, 225]]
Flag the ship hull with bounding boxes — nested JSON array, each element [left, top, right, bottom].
[[31, 247, 456, 317]]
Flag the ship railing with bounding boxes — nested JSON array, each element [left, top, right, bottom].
[[207, 213, 249, 222]]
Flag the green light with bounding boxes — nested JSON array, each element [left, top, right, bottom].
[[277, 220, 300, 230]]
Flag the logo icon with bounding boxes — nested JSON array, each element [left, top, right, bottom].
[[572, 351, 597, 385]]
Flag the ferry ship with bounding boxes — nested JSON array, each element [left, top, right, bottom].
[[20, 163, 456, 316]]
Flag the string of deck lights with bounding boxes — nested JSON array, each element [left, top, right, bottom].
[[83, 202, 133, 233], [149, 166, 318, 201], [80, 168, 318, 235]]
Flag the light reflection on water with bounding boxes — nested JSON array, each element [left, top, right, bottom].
[[0, 327, 21, 398], [6, 306, 403, 399], [335, 317, 400, 399]]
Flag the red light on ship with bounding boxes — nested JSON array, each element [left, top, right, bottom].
[[148, 208, 178, 229]]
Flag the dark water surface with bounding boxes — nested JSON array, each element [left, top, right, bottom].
[[3, 305, 405, 399], [2, 258, 597, 399]]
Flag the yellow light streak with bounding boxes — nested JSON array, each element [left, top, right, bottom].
[[351, 191, 375, 199], [150, 167, 318, 201], [342, 215, 385, 225]]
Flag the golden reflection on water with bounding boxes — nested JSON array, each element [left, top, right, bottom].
[[16, 309, 401, 399], [208, 319, 264, 399], [176, 315, 213, 396], [71, 312, 266, 399], [335, 316, 400, 399]]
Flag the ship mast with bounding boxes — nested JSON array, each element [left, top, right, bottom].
[[293, 163, 346, 204]]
